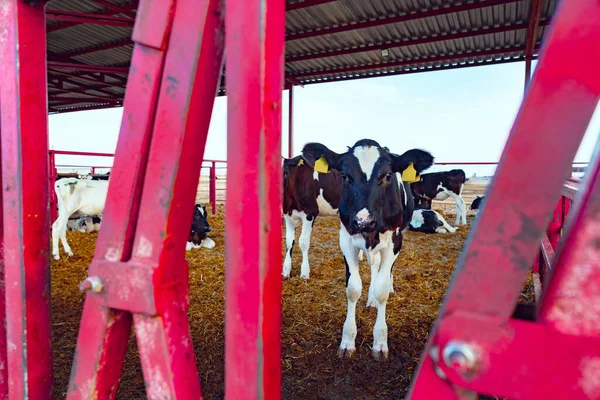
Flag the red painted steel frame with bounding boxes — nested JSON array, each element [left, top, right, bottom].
[[0, 100, 7, 399], [288, 86, 294, 158], [66, 0, 224, 397], [225, 0, 285, 397], [0, 1, 53, 398], [408, 0, 600, 398]]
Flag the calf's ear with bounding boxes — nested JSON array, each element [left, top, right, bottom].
[[391, 149, 434, 174], [301, 142, 343, 171]]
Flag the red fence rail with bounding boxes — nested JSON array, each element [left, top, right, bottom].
[[48, 150, 226, 221]]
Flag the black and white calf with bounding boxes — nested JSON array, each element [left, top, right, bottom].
[[186, 204, 215, 250], [409, 209, 456, 234], [301, 139, 434, 360], [282, 156, 343, 279], [67, 215, 102, 233], [470, 195, 485, 212], [410, 169, 467, 226]]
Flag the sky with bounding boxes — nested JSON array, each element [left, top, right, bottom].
[[49, 60, 600, 178]]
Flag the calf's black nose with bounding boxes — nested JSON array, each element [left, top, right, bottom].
[[351, 216, 376, 233]]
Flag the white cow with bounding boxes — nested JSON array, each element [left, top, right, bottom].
[[52, 178, 108, 260]]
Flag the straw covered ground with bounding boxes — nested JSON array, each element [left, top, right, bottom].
[[50, 183, 533, 399]]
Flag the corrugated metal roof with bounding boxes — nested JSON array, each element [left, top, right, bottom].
[[46, 0, 557, 113]]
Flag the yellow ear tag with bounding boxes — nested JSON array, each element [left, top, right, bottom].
[[296, 158, 304, 166], [401, 162, 420, 183], [314, 156, 329, 174]]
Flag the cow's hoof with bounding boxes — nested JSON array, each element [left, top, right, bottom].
[[366, 297, 377, 309], [67, 252, 74, 257], [53, 254, 60, 261], [300, 273, 310, 280], [338, 343, 356, 358], [372, 344, 389, 361]]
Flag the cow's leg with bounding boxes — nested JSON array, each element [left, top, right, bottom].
[[59, 219, 74, 257], [51, 218, 62, 260], [298, 213, 314, 279], [338, 226, 361, 358], [358, 250, 364, 261], [366, 252, 381, 309], [436, 212, 456, 233], [283, 214, 296, 278], [372, 243, 399, 361], [460, 196, 467, 225]]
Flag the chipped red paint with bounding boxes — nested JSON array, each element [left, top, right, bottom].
[[0, 1, 53, 398], [224, 0, 285, 397], [66, 0, 224, 397], [408, 0, 600, 398]]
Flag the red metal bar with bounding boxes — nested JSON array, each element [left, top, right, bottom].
[[49, 151, 58, 224], [67, 0, 225, 397], [0, 99, 7, 399], [225, 0, 285, 396], [524, 0, 543, 91], [209, 162, 216, 215], [49, 103, 124, 114], [0, 1, 53, 398], [287, 0, 519, 41], [48, 61, 130, 74], [287, 0, 336, 11], [46, 4, 137, 33], [292, 46, 527, 79], [48, 70, 126, 89], [408, 0, 600, 396], [46, 9, 135, 27], [92, 0, 137, 18], [49, 95, 120, 103], [288, 20, 551, 63], [288, 86, 294, 158]]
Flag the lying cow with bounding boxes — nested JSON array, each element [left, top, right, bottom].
[[52, 178, 109, 260], [470, 195, 485, 212], [410, 169, 467, 226], [409, 209, 456, 234], [301, 139, 434, 360], [186, 204, 215, 250], [67, 215, 102, 233]]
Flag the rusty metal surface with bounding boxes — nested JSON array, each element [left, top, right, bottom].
[[0, 1, 53, 398], [408, 0, 600, 397], [224, 0, 285, 397]]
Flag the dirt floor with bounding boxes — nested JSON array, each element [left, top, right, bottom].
[[50, 182, 533, 399]]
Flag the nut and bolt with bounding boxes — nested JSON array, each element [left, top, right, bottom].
[[78, 276, 104, 293], [442, 341, 477, 375]]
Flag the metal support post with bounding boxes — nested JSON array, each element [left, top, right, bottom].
[[225, 0, 286, 397]]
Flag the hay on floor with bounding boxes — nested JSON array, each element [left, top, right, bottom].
[[50, 184, 533, 399]]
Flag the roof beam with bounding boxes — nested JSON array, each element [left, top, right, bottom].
[[59, 38, 133, 59], [48, 70, 126, 89], [298, 54, 538, 85], [286, 0, 336, 11], [524, 0, 543, 89], [47, 61, 130, 74], [46, 3, 137, 33], [286, 0, 520, 41], [90, 0, 137, 18], [287, 20, 551, 63], [290, 46, 528, 79], [49, 95, 121, 103], [46, 10, 135, 27]]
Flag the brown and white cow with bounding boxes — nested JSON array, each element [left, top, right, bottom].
[[301, 139, 434, 360], [282, 156, 344, 279], [410, 169, 467, 226]]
